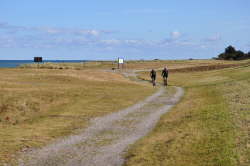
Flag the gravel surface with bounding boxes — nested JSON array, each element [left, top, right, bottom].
[[17, 70, 184, 166]]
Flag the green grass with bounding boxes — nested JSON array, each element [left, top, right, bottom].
[[124, 64, 250, 166], [0, 68, 155, 164]]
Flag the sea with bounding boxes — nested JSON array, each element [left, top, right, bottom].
[[0, 60, 87, 68]]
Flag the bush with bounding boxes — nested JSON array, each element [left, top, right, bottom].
[[218, 46, 250, 60]]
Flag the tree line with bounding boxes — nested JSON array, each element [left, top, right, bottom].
[[217, 45, 250, 60]]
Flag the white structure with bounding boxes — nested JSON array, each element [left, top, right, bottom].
[[118, 58, 124, 69], [118, 58, 124, 64]]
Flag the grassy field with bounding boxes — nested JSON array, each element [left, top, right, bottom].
[[0, 68, 155, 164], [124, 62, 250, 166], [1, 60, 249, 165], [20, 59, 250, 70]]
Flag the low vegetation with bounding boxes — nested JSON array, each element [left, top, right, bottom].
[[20, 59, 249, 71], [0, 68, 154, 164], [124, 62, 250, 166], [2, 60, 249, 165], [20, 61, 116, 70]]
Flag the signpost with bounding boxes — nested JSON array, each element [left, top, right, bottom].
[[34, 57, 43, 68], [118, 58, 124, 69]]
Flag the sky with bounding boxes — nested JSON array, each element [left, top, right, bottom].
[[0, 0, 250, 60]]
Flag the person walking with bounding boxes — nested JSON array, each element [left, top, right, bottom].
[[161, 67, 169, 86], [150, 69, 156, 86]]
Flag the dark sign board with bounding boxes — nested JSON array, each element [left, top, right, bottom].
[[34, 57, 43, 63]]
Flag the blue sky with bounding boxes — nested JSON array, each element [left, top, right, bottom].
[[0, 0, 250, 60]]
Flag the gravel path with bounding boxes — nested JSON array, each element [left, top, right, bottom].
[[18, 71, 184, 166]]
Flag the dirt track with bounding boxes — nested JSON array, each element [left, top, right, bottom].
[[17, 71, 184, 166]]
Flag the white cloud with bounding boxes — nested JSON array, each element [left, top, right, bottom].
[[204, 34, 221, 42], [160, 31, 184, 45], [0, 22, 27, 33], [0, 22, 112, 38], [101, 39, 121, 45], [0, 23, 205, 51], [170, 31, 182, 39], [36, 27, 105, 37], [84, 30, 100, 36], [40, 27, 62, 34], [124, 40, 144, 46]]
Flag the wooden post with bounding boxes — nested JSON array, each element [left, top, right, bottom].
[[118, 58, 120, 69]]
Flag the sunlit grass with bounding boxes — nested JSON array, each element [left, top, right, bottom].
[[0, 68, 155, 164], [20, 59, 250, 70], [1, 60, 250, 165], [124, 64, 250, 166]]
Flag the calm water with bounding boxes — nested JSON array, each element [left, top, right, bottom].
[[0, 60, 87, 68]]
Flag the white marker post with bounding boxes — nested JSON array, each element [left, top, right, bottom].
[[118, 58, 124, 69]]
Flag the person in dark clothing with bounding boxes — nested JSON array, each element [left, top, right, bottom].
[[150, 69, 156, 86], [161, 67, 169, 86]]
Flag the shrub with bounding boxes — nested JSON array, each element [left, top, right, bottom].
[[218, 46, 250, 60]]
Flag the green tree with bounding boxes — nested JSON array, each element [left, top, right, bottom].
[[225, 45, 236, 54], [217, 46, 249, 60], [234, 51, 245, 60]]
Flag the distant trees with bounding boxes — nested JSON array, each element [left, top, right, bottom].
[[225, 45, 236, 54], [218, 45, 250, 60]]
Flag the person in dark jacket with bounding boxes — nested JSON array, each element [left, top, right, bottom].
[[150, 69, 156, 86], [161, 67, 169, 86]]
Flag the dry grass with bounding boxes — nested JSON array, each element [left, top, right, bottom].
[[125, 59, 250, 70], [20, 61, 116, 70], [125, 63, 250, 166], [20, 59, 250, 71], [2, 59, 250, 165], [0, 68, 155, 164]]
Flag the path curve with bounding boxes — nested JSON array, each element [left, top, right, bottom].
[[18, 71, 184, 166]]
